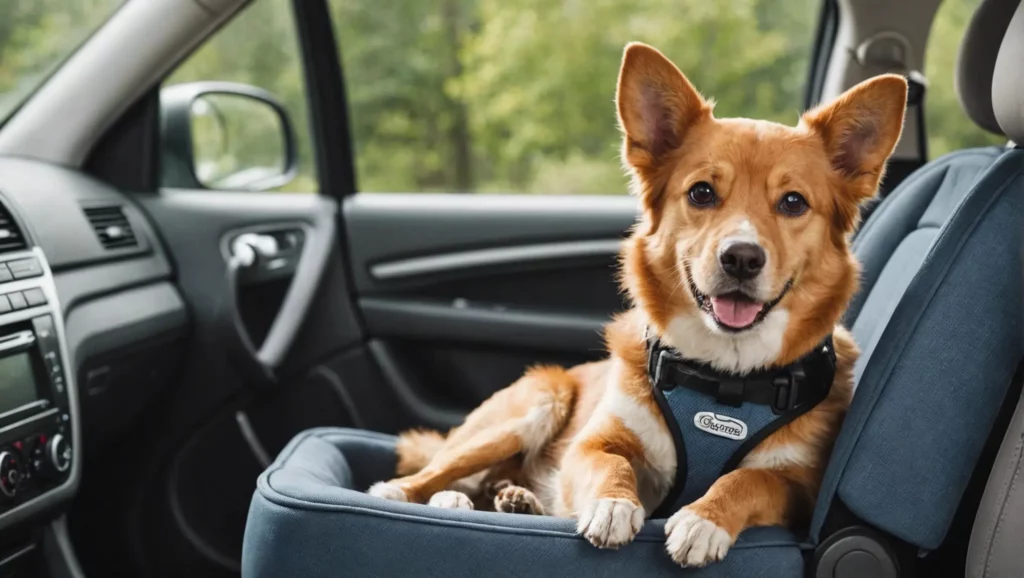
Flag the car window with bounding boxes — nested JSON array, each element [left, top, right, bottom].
[[162, 0, 318, 193], [925, 0, 1007, 159], [329, 0, 823, 194], [0, 0, 125, 125]]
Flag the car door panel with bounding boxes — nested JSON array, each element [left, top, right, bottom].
[[83, 189, 378, 578], [344, 193, 638, 429]]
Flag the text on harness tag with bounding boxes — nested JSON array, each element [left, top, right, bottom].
[[693, 412, 748, 440]]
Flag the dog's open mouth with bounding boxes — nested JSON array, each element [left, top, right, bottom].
[[685, 265, 793, 332]]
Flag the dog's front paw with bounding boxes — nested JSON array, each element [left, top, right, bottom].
[[367, 482, 408, 502], [577, 498, 645, 549], [428, 490, 474, 510], [495, 484, 545, 515], [665, 507, 734, 567]]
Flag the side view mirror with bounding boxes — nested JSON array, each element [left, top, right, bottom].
[[159, 82, 298, 191]]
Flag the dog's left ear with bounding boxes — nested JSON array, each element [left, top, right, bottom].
[[802, 74, 908, 200], [616, 42, 712, 210]]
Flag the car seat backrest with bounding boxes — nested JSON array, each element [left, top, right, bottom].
[[967, 5, 1024, 577], [992, 0, 1024, 146], [844, 0, 1017, 334], [811, 0, 1024, 560], [957, 0, 1021, 134]]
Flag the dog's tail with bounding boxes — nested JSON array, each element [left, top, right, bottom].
[[395, 428, 446, 476]]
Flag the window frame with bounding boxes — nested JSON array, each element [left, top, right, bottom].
[[85, 0, 357, 199], [804, 0, 840, 110]]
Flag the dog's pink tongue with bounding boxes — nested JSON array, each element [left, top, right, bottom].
[[711, 296, 763, 328]]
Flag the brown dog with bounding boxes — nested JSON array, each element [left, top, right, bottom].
[[369, 42, 906, 567]]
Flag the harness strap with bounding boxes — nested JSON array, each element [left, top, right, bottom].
[[646, 330, 837, 518]]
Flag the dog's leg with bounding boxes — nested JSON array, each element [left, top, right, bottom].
[[665, 467, 808, 567], [369, 366, 576, 504], [560, 423, 646, 549]]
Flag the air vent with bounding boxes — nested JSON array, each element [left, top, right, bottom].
[[0, 202, 27, 253], [84, 205, 138, 250]]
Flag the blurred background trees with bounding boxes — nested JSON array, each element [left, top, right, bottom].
[[0, 0, 1007, 194]]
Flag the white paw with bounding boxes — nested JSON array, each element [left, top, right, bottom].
[[428, 490, 474, 510], [665, 508, 733, 567], [577, 498, 645, 549], [367, 482, 407, 502]]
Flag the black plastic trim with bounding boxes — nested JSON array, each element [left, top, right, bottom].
[[84, 88, 160, 192], [360, 297, 606, 353], [42, 516, 86, 578], [804, 0, 840, 109], [370, 239, 621, 281], [812, 525, 900, 578], [62, 282, 188, 370], [219, 216, 336, 373], [291, 0, 356, 197], [367, 339, 464, 429], [52, 256, 171, 315]]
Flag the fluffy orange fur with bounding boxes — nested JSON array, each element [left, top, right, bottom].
[[368, 42, 907, 567]]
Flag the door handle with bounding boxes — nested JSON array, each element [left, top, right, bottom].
[[230, 233, 279, 268], [221, 234, 281, 387], [217, 221, 331, 389]]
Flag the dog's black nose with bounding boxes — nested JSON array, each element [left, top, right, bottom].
[[719, 243, 766, 280]]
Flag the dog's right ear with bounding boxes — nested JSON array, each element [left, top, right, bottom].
[[617, 43, 711, 186]]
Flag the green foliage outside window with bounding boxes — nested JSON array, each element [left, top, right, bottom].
[[0, 0, 1008, 195]]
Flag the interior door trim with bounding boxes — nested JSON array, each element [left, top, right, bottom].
[[367, 339, 465, 429], [360, 297, 607, 352], [219, 214, 336, 374], [370, 238, 622, 281]]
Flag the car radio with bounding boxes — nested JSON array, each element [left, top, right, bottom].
[[0, 253, 73, 513]]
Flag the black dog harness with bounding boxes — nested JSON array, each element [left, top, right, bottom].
[[646, 330, 836, 518]]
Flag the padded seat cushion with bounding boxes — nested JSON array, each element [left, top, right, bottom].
[[243, 428, 806, 578], [811, 148, 1024, 549]]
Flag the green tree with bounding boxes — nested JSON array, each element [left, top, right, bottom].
[[2, 0, 1009, 195], [924, 0, 1006, 158], [0, 0, 123, 118]]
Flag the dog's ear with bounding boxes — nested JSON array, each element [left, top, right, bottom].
[[616, 43, 711, 198], [803, 74, 907, 234], [802, 74, 908, 198]]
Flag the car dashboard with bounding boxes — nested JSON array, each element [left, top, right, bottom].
[[0, 156, 189, 572]]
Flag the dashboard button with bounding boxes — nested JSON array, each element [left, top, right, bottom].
[[0, 265, 11, 283], [46, 434, 71, 475], [0, 295, 10, 314], [22, 288, 45, 306], [7, 258, 42, 279], [0, 452, 20, 498], [31, 316, 58, 350], [7, 292, 27, 310]]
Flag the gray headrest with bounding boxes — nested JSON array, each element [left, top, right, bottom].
[[955, 0, 1021, 135], [993, 1, 1024, 143]]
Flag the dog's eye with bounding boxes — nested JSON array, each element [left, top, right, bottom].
[[778, 192, 809, 216], [687, 182, 717, 207]]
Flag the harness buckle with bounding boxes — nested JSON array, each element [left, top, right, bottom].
[[772, 368, 803, 414], [649, 348, 675, 390], [715, 379, 744, 407]]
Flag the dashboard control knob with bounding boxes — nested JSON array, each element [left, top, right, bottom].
[[0, 451, 21, 498], [46, 434, 71, 474]]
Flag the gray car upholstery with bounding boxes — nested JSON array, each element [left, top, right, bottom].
[[966, 3, 1024, 577], [968, 391, 1024, 578]]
